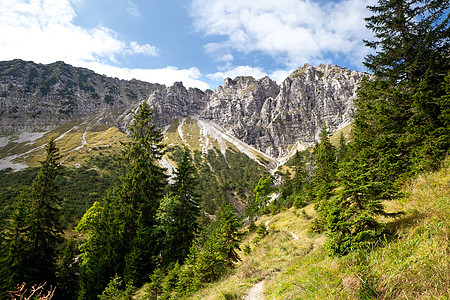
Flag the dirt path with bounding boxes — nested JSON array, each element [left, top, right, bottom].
[[244, 280, 265, 300]]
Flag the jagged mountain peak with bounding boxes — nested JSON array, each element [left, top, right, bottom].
[[1, 59, 367, 168]]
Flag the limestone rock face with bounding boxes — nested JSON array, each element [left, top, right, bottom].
[[145, 81, 208, 127], [0, 59, 368, 157], [200, 76, 280, 149], [200, 64, 366, 157]]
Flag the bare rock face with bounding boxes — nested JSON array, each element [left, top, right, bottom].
[[201, 64, 366, 157], [0, 59, 163, 132], [145, 81, 207, 127], [200, 76, 280, 148], [0, 59, 368, 157]]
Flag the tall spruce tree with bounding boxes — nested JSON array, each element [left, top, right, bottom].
[[363, 0, 449, 172], [292, 151, 308, 194], [311, 124, 338, 232], [157, 147, 200, 265], [27, 138, 63, 286], [336, 132, 349, 164], [325, 0, 449, 255], [76, 102, 168, 299], [0, 190, 30, 297], [117, 102, 168, 285], [192, 203, 242, 284], [364, 0, 449, 83], [0, 138, 63, 295], [313, 124, 337, 201]]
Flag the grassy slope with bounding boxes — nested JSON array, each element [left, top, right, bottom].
[[0, 122, 128, 169], [189, 158, 449, 300]]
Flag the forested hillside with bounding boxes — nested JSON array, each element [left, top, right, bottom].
[[0, 0, 448, 299]]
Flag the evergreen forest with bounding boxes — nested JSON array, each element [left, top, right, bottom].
[[0, 0, 448, 299]]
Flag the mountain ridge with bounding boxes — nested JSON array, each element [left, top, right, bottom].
[[0, 59, 367, 169]]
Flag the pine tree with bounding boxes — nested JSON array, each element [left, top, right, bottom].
[[279, 169, 293, 202], [1, 138, 63, 294], [217, 203, 242, 266], [98, 275, 135, 300], [77, 102, 168, 299], [155, 147, 200, 266], [311, 124, 337, 232], [313, 124, 337, 201], [336, 132, 349, 164], [26, 138, 63, 286], [363, 0, 450, 172], [191, 203, 242, 284], [364, 0, 449, 83], [291, 150, 311, 208], [325, 146, 401, 256], [115, 102, 168, 283], [0, 189, 30, 297], [324, 0, 449, 255], [56, 239, 80, 300]]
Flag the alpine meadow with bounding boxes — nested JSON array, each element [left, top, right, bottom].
[[0, 0, 449, 299]]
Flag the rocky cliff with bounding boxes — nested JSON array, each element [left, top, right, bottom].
[[0, 59, 163, 132], [198, 64, 365, 156], [0, 59, 368, 158]]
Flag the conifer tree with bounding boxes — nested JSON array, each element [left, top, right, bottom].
[[170, 147, 200, 248], [158, 147, 200, 264], [362, 0, 449, 172], [336, 132, 349, 164], [1, 138, 63, 294], [325, 145, 401, 255], [292, 150, 311, 207], [291, 151, 307, 193], [56, 239, 79, 300], [279, 169, 293, 201], [313, 124, 337, 201], [364, 0, 449, 83], [324, 0, 449, 255], [27, 138, 63, 286], [0, 190, 30, 297], [115, 102, 168, 284], [311, 124, 337, 232], [191, 203, 242, 284], [217, 203, 242, 266], [77, 102, 168, 299]]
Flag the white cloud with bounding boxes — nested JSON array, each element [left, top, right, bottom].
[[268, 69, 294, 84], [207, 65, 267, 82], [125, 42, 158, 56], [0, 0, 155, 63], [216, 53, 234, 63], [190, 0, 376, 70], [0, 0, 209, 90], [126, 1, 141, 17], [0, 0, 125, 64], [84, 62, 210, 90]]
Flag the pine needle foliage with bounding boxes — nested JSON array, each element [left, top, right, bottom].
[[76, 102, 168, 299], [0, 138, 63, 296], [325, 0, 449, 255]]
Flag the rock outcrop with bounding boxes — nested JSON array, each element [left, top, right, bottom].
[[0, 59, 368, 157], [200, 64, 365, 156], [0, 59, 163, 132]]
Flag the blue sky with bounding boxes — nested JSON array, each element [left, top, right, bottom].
[[0, 0, 376, 90]]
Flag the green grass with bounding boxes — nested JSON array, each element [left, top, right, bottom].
[[329, 123, 353, 147], [189, 157, 450, 300]]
